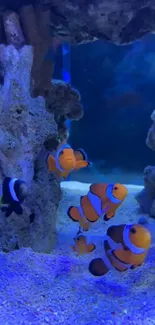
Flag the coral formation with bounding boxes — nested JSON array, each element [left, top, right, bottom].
[[142, 106, 155, 218], [44, 80, 83, 150], [0, 0, 155, 48], [0, 6, 84, 253], [0, 5, 55, 98], [0, 5, 84, 148], [0, 44, 61, 253], [135, 166, 155, 218], [35, 0, 155, 44], [19, 5, 54, 97], [146, 110, 155, 151]]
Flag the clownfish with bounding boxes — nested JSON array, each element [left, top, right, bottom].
[[72, 229, 96, 255], [0, 177, 35, 223], [0, 177, 28, 217], [47, 142, 90, 179], [89, 223, 151, 276], [67, 183, 128, 231]]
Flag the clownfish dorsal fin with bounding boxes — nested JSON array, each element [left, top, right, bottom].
[[107, 224, 125, 244], [90, 183, 106, 198]]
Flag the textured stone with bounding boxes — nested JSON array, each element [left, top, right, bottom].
[[0, 44, 61, 253], [146, 110, 155, 151], [0, 0, 155, 44], [44, 79, 83, 149], [135, 166, 155, 218], [46, 79, 83, 120], [46, 0, 155, 44]]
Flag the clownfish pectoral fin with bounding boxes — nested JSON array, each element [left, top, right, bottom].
[[87, 243, 96, 253], [67, 206, 80, 222], [75, 160, 89, 170], [47, 154, 56, 172], [89, 258, 109, 276], [64, 173, 71, 181], [61, 173, 70, 180], [104, 213, 114, 221], [67, 206, 90, 231]]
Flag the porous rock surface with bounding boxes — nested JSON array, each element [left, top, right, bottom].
[[0, 0, 155, 45], [136, 166, 155, 218], [146, 109, 155, 151], [44, 79, 83, 149], [45, 0, 155, 44], [0, 44, 61, 253]]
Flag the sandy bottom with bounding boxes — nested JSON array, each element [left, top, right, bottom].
[[0, 181, 155, 325]]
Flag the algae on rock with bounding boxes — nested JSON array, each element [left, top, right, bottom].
[[0, 44, 61, 253]]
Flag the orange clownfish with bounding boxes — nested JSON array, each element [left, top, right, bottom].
[[89, 223, 151, 276], [67, 183, 128, 231], [72, 230, 96, 255], [47, 142, 89, 179]]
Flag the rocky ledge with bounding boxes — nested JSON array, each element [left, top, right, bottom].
[[0, 0, 155, 44]]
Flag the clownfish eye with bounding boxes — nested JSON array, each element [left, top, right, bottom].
[[130, 227, 137, 234], [59, 150, 64, 156], [114, 186, 118, 190]]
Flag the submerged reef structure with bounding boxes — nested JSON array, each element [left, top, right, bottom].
[[146, 110, 155, 151], [0, 6, 83, 253], [135, 166, 155, 218], [139, 109, 155, 218], [0, 6, 55, 98], [0, 44, 60, 253], [44, 79, 83, 149], [0, 0, 155, 45], [43, 0, 155, 44]]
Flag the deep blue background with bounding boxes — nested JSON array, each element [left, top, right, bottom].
[[54, 35, 155, 171]]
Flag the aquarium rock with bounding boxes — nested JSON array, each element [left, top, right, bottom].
[[135, 166, 155, 218], [0, 44, 62, 253], [40, 0, 155, 44], [146, 109, 155, 151], [0, 1, 155, 45]]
